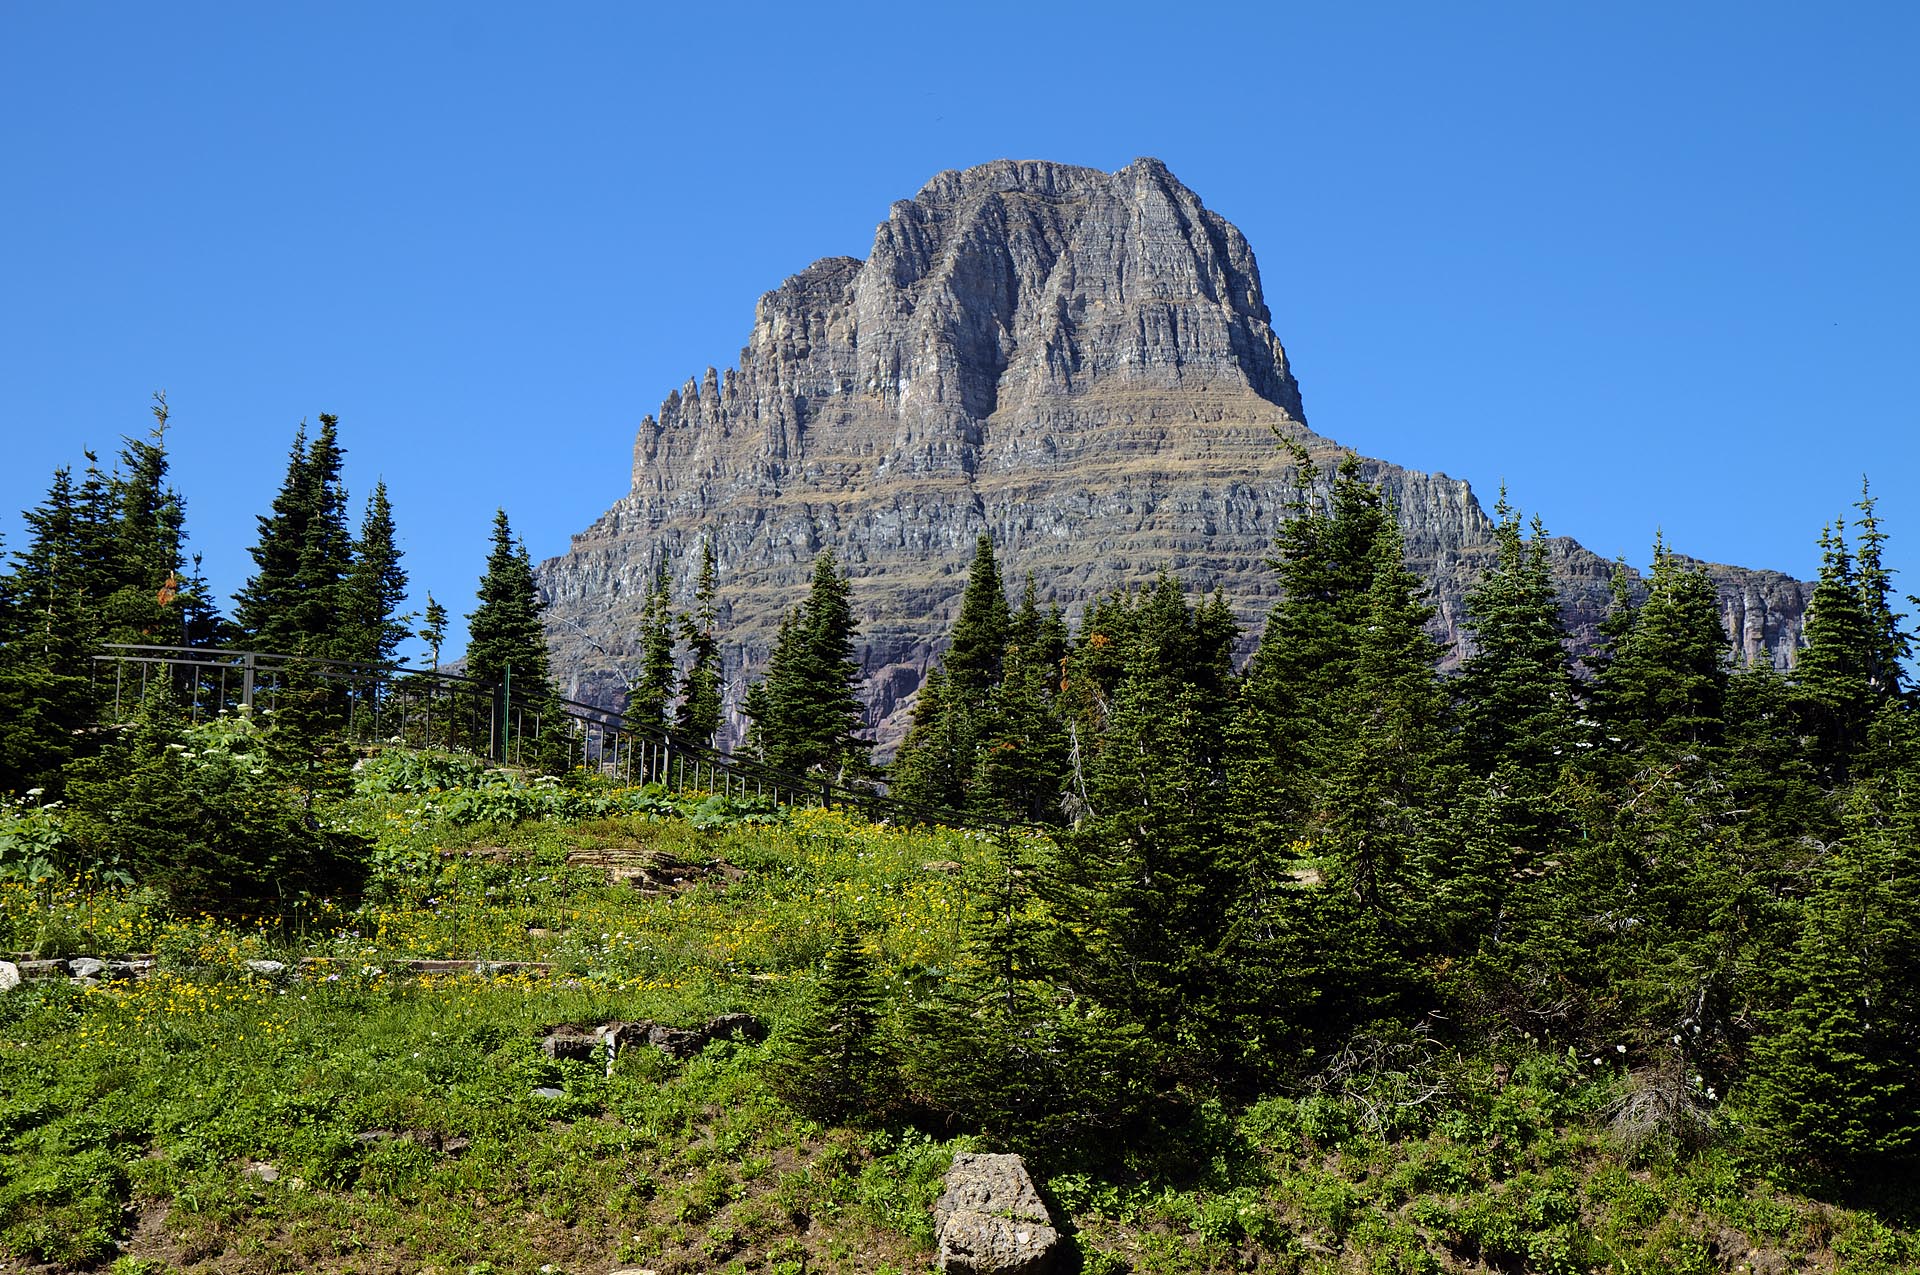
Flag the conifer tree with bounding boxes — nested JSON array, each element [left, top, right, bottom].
[[945, 534, 1011, 697], [235, 415, 354, 655], [339, 480, 409, 667], [1851, 481, 1908, 699], [1457, 495, 1581, 779], [1595, 539, 1730, 753], [1317, 513, 1459, 914], [1046, 577, 1241, 1062], [465, 509, 557, 701], [287, 414, 354, 652], [972, 578, 1070, 823], [742, 610, 797, 762], [232, 424, 311, 645], [1227, 451, 1394, 842], [766, 930, 896, 1123], [10, 465, 97, 677], [743, 550, 869, 779], [905, 826, 1159, 1148], [675, 536, 725, 745], [1791, 522, 1880, 777], [632, 564, 677, 727], [1449, 497, 1583, 903], [98, 396, 192, 646], [1746, 713, 1920, 1176], [889, 535, 1014, 813], [418, 594, 448, 670], [888, 667, 977, 814]]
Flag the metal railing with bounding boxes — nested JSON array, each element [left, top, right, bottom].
[[93, 643, 997, 829]]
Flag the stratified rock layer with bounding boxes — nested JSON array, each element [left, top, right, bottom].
[[540, 158, 1808, 751]]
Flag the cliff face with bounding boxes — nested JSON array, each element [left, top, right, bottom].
[[539, 158, 1808, 750]]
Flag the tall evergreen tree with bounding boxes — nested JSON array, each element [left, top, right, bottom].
[[1746, 709, 1920, 1177], [9, 465, 96, 677], [1790, 523, 1877, 776], [418, 594, 449, 670], [889, 535, 1014, 814], [1594, 538, 1730, 753], [1046, 576, 1243, 1065], [1227, 451, 1394, 844], [945, 534, 1012, 697], [1457, 495, 1581, 780], [287, 414, 354, 653], [888, 666, 976, 814], [465, 508, 556, 703], [632, 564, 677, 727], [235, 416, 353, 655], [743, 549, 869, 779], [232, 423, 310, 645], [766, 930, 897, 1123], [98, 396, 192, 646], [1316, 512, 1459, 914], [675, 536, 725, 745], [1851, 480, 1908, 700], [339, 480, 409, 667], [972, 578, 1070, 823]]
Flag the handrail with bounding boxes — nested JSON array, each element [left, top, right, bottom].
[[91, 643, 1002, 831]]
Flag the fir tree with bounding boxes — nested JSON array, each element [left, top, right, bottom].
[[1316, 511, 1458, 915], [905, 827, 1159, 1150], [286, 414, 354, 653], [10, 465, 97, 676], [887, 666, 976, 814], [945, 534, 1011, 697], [766, 930, 896, 1123], [1851, 480, 1908, 700], [235, 415, 354, 655], [888, 535, 1013, 814], [675, 536, 725, 745], [972, 577, 1070, 823], [742, 550, 869, 780], [631, 564, 677, 727], [1046, 577, 1242, 1063], [1457, 495, 1581, 780], [1227, 451, 1394, 844], [1746, 715, 1920, 1177], [1791, 520, 1885, 779], [98, 396, 191, 646], [466, 509, 557, 702], [232, 423, 311, 645], [1595, 538, 1730, 753], [339, 480, 409, 667], [418, 593, 449, 670]]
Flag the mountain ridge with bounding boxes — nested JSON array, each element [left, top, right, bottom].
[[539, 157, 1809, 751]]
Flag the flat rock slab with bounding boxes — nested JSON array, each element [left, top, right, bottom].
[[934, 1152, 1060, 1275]]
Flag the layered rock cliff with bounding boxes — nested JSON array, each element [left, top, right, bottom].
[[539, 158, 1809, 751]]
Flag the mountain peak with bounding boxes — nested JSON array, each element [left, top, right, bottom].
[[541, 160, 1808, 752]]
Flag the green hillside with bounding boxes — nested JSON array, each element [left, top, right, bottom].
[[4, 749, 1914, 1275]]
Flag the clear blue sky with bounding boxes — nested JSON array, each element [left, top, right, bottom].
[[4, 3, 1916, 663]]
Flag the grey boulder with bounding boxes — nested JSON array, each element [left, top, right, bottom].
[[933, 1152, 1061, 1275]]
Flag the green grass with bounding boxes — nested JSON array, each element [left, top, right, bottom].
[[1, 764, 1914, 1273]]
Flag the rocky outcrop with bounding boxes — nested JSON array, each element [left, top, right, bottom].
[[539, 158, 1809, 753], [933, 1152, 1061, 1275]]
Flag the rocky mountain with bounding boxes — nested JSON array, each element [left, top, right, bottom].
[[539, 158, 1809, 752]]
